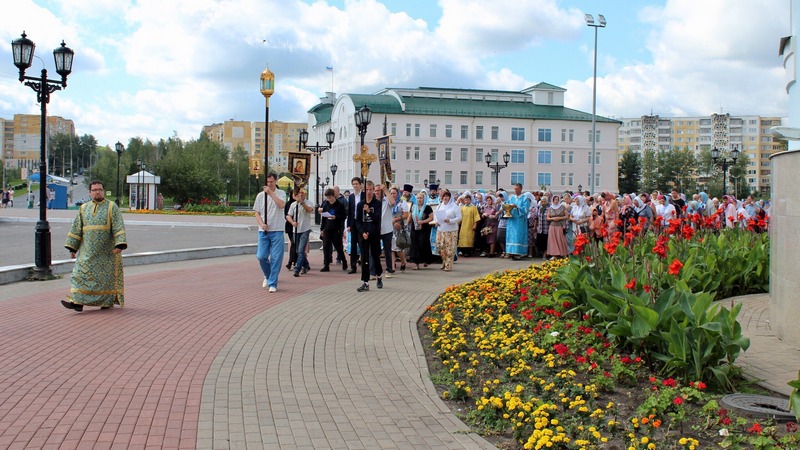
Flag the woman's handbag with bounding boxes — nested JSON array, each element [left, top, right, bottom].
[[480, 226, 493, 236], [396, 226, 411, 249]]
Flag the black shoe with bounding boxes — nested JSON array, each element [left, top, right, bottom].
[[357, 283, 369, 292], [342, 260, 348, 271], [377, 277, 383, 289], [512, 255, 521, 261], [60, 300, 83, 312], [101, 306, 111, 310], [293, 272, 300, 277], [347, 269, 357, 274], [285, 263, 292, 270], [386, 269, 395, 274], [320, 266, 330, 272], [301, 266, 309, 274]]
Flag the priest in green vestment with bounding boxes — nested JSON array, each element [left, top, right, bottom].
[[61, 180, 127, 312]]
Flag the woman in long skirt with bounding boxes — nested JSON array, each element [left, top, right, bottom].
[[408, 192, 434, 269], [546, 194, 569, 258]]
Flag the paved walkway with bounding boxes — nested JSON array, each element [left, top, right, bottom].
[[1, 207, 798, 448], [0, 250, 531, 449]]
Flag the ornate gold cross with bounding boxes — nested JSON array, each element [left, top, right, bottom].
[[352, 144, 377, 180]]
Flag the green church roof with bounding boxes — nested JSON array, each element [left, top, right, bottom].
[[308, 87, 620, 124]]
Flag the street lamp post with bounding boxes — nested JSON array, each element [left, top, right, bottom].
[[226, 177, 230, 205], [300, 128, 335, 224], [11, 31, 74, 278], [330, 163, 338, 187], [260, 66, 275, 177], [115, 142, 124, 206], [585, 13, 606, 196], [711, 145, 740, 197], [136, 159, 142, 209], [485, 152, 510, 191], [354, 105, 373, 185], [320, 176, 329, 193]]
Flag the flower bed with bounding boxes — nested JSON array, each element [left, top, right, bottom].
[[422, 213, 799, 448]]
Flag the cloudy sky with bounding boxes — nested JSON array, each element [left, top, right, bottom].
[[0, 0, 791, 147]]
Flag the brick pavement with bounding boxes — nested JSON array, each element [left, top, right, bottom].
[[0, 250, 530, 449], [1, 222, 798, 449]]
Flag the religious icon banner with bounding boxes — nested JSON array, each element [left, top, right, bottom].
[[376, 135, 392, 187], [288, 152, 311, 187]]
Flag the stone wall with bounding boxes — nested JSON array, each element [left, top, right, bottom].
[[769, 150, 800, 347]]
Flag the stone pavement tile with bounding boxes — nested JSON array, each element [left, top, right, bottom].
[[199, 254, 532, 449], [0, 254, 323, 449]]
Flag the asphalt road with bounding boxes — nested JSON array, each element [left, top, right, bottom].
[[0, 205, 262, 268]]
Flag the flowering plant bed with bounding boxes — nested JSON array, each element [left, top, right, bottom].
[[421, 212, 798, 448]]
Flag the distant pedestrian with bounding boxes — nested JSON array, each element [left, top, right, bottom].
[[254, 173, 287, 293], [8, 187, 14, 207], [286, 187, 313, 277], [319, 188, 347, 272], [28, 191, 34, 209], [156, 193, 164, 210], [61, 180, 127, 312], [47, 188, 55, 209], [1, 189, 7, 208]]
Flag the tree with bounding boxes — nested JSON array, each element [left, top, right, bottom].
[[154, 137, 229, 204], [617, 149, 641, 194], [640, 149, 657, 192]]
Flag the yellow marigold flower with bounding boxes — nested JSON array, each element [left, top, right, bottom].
[[648, 444, 656, 450], [679, 438, 687, 445], [641, 437, 649, 444]]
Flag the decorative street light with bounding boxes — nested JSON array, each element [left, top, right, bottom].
[[115, 142, 124, 206], [485, 151, 510, 191], [226, 177, 230, 205], [711, 145, 740, 197], [300, 128, 335, 224], [320, 176, 329, 193], [585, 13, 606, 195], [260, 65, 275, 176], [136, 159, 142, 209], [330, 163, 338, 187], [354, 104, 372, 185], [11, 31, 74, 278]]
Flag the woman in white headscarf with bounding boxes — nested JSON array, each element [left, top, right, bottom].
[[570, 195, 591, 237], [546, 194, 569, 259], [434, 189, 462, 271]]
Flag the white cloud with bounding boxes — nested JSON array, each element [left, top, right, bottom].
[[566, 0, 789, 119]]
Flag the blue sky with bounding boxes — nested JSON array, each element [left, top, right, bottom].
[[0, 0, 791, 146]]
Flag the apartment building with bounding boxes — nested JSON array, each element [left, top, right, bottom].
[[0, 114, 75, 171], [202, 120, 306, 172], [306, 84, 620, 202], [617, 114, 785, 194]]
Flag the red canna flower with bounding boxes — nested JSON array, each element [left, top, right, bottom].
[[668, 259, 683, 276], [625, 278, 636, 290], [748, 422, 762, 434], [673, 396, 684, 405], [643, 284, 651, 293]]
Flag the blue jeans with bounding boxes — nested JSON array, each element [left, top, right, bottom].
[[294, 230, 311, 274], [257, 231, 285, 288]]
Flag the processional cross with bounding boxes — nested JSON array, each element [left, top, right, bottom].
[[353, 144, 377, 182]]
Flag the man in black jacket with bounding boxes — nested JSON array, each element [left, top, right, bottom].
[[346, 177, 364, 274], [355, 180, 383, 292], [319, 188, 347, 272]]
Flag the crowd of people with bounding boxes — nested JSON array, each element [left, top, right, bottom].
[[251, 172, 771, 293], [57, 174, 770, 311]]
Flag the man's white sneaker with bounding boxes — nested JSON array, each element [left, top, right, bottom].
[[262, 278, 268, 288], [269, 286, 277, 293]]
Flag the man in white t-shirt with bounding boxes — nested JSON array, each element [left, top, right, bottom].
[[286, 187, 314, 277], [253, 173, 287, 292]]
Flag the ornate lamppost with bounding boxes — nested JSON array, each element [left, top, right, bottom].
[[330, 163, 338, 187], [11, 31, 74, 277], [711, 145, 740, 197], [115, 142, 124, 206], [485, 151, 510, 191], [354, 105, 372, 185], [585, 13, 606, 195], [260, 65, 275, 176], [300, 128, 335, 224]]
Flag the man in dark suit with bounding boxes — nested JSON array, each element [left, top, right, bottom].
[[355, 180, 383, 292], [346, 177, 364, 274]]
